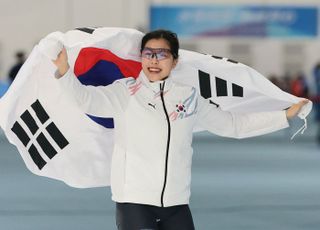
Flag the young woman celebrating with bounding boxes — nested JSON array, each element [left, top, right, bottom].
[[53, 30, 307, 230]]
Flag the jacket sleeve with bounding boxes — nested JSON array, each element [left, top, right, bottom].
[[195, 96, 289, 139], [56, 68, 129, 117]]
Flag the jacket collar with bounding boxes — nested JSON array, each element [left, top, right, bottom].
[[138, 70, 173, 94]]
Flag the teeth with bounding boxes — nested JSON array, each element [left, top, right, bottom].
[[148, 67, 161, 72]]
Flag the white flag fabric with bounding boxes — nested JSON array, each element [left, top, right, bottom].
[[0, 27, 312, 188]]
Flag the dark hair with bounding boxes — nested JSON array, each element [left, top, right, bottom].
[[15, 51, 25, 59], [141, 29, 179, 59]]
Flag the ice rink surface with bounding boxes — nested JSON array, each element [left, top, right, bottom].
[[0, 119, 319, 230]]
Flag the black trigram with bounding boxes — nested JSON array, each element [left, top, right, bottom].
[[198, 70, 244, 99], [76, 27, 96, 34], [11, 100, 69, 170]]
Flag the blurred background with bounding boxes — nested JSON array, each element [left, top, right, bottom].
[[0, 0, 319, 229]]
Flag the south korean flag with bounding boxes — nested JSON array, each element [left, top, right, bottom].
[[0, 27, 312, 188]]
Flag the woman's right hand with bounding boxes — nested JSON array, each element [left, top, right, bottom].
[[52, 47, 70, 77]]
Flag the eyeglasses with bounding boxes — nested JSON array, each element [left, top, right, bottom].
[[141, 48, 172, 61]]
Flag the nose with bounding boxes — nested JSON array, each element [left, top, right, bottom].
[[151, 54, 159, 64]]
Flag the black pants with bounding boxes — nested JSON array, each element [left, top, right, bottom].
[[116, 202, 195, 230]]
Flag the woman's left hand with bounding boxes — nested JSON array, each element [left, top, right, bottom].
[[286, 99, 309, 119]]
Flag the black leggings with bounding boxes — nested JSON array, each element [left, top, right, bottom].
[[116, 202, 195, 230]]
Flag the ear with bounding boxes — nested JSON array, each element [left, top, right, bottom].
[[172, 58, 178, 69]]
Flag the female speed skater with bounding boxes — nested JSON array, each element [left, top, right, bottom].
[[53, 29, 308, 230]]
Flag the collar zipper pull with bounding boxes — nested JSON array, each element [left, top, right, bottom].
[[160, 81, 166, 95]]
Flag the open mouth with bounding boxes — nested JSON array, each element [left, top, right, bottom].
[[148, 67, 162, 73]]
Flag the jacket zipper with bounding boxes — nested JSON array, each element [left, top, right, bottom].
[[160, 81, 171, 207]]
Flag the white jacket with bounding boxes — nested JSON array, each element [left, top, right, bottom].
[[58, 69, 289, 207]]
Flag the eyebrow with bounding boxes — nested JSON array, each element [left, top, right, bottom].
[[143, 47, 171, 51]]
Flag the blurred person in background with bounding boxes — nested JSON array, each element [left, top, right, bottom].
[[282, 72, 293, 94], [8, 51, 25, 82], [313, 62, 320, 143], [269, 74, 281, 89], [291, 72, 309, 98], [268, 73, 292, 94]]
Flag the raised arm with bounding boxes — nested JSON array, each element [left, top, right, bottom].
[[196, 96, 308, 139], [52, 48, 129, 117]]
